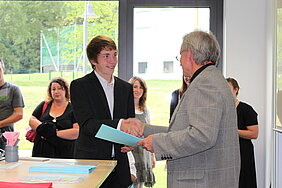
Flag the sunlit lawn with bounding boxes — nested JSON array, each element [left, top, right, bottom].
[[5, 72, 179, 188]]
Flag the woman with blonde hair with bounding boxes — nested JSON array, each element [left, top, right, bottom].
[[128, 76, 155, 188]]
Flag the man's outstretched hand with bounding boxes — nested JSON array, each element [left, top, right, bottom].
[[121, 118, 145, 137]]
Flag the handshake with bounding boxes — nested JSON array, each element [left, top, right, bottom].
[[120, 118, 154, 153], [120, 118, 145, 138]]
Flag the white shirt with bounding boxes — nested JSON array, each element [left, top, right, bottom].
[[127, 151, 136, 177], [94, 71, 115, 118], [94, 71, 122, 157]]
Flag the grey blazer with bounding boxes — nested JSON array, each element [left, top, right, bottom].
[[144, 66, 240, 188]]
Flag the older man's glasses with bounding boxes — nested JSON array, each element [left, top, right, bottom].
[[175, 50, 187, 61], [175, 55, 181, 61]]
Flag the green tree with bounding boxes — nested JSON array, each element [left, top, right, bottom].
[[0, 1, 119, 73], [61, 1, 119, 68], [0, 1, 68, 73]]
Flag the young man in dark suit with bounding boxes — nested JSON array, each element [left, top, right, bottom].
[[70, 36, 141, 187]]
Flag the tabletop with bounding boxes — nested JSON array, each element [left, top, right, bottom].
[[0, 158, 117, 188]]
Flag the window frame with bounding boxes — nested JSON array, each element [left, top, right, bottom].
[[138, 61, 148, 74], [163, 61, 174, 73]]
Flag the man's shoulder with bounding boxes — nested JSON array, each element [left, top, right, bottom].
[[3, 82, 21, 92], [201, 66, 226, 84], [193, 66, 223, 86], [71, 72, 94, 85], [202, 65, 221, 76], [4, 82, 18, 88], [192, 66, 231, 97]]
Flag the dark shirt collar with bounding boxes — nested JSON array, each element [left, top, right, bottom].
[[189, 63, 216, 83], [0, 82, 7, 89]]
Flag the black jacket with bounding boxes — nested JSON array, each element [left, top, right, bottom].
[[70, 71, 134, 187]]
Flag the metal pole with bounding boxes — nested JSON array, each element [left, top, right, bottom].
[[42, 32, 59, 72], [82, 1, 88, 75], [40, 31, 43, 73], [74, 23, 77, 72], [57, 27, 60, 72]]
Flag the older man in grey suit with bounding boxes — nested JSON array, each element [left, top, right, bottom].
[[132, 31, 240, 188]]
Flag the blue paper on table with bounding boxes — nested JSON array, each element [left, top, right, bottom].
[[29, 164, 96, 174], [95, 124, 141, 146]]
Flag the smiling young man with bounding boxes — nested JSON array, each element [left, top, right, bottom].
[[0, 58, 24, 150], [70, 36, 136, 188]]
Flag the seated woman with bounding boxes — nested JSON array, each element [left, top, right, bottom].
[[29, 77, 79, 158]]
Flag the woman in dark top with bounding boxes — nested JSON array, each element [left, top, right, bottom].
[[227, 77, 258, 188], [29, 77, 79, 158], [169, 75, 190, 121]]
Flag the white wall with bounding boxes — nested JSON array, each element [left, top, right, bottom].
[[224, 0, 272, 187]]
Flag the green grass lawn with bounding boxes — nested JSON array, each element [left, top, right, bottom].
[[5, 72, 180, 187]]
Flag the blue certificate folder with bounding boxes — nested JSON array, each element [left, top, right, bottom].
[[29, 164, 96, 174], [95, 124, 142, 146]]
